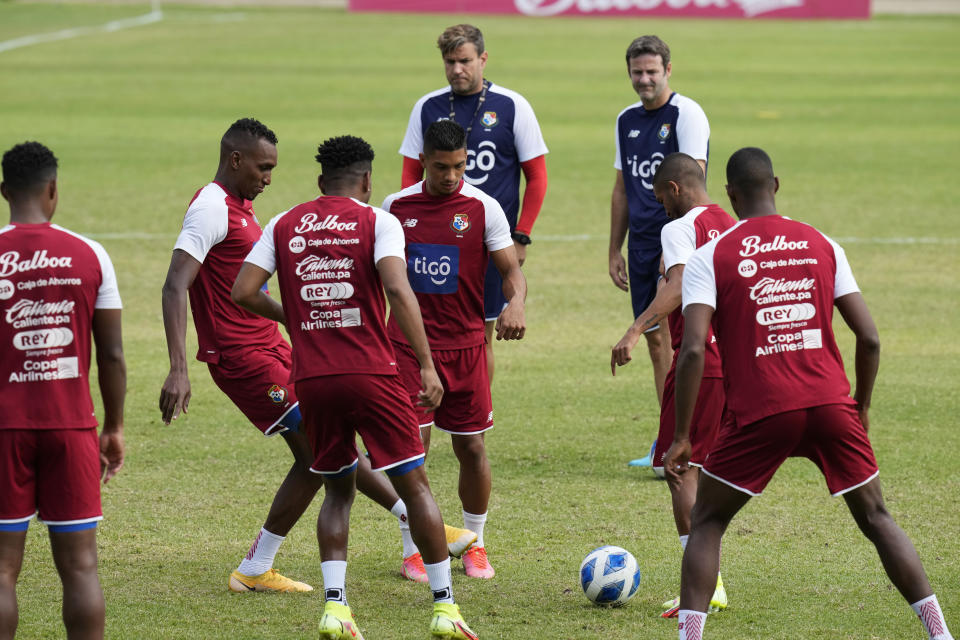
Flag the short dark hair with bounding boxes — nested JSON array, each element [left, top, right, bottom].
[[222, 117, 278, 150], [653, 152, 704, 189], [625, 35, 670, 69], [315, 135, 375, 181], [423, 120, 467, 156], [437, 24, 484, 56], [1, 141, 58, 195], [726, 147, 776, 193]]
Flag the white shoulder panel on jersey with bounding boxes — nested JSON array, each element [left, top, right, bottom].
[[51, 224, 122, 309], [814, 228, 860, 298], [399, 87, 450, 159], [370, 204, 407, 265], [460, 182, 512, 251], [661, 206, 706, 272], [173, 182, 229, 264], [673, 93, 710, 162], [613, 100, 644, 171], [244, 209, 290, 275], [381, 182, 424, 213], [488, 83, 549, 162], [681, 220, 747, 312]]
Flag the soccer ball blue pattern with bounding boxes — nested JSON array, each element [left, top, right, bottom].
[[579, 545, 641, 606]]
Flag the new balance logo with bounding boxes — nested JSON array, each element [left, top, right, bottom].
[[628, 130, 640, 138], [402, 219, 418, 227]]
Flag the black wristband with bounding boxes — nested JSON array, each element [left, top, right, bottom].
[[511, 231, 531, 245]]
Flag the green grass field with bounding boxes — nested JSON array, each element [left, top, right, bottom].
[[0, 3, 958, 638]]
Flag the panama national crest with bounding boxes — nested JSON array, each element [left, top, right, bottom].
[[450, 213, 471, 234], [267, 384, 286, 404], [481, 111, 498, 128], [658, 123, 672, 141]]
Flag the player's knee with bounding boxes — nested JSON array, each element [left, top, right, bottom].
[[452, 436, 486, 465]]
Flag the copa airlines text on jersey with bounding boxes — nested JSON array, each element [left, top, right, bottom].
[[0, 250, 73, 277]]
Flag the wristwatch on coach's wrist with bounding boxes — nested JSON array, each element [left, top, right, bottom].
[[511, 231, 532, 245]]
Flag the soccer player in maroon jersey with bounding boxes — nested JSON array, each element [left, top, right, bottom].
[[232, 135, 479, 640], [0, 142, 126, 640], [665, 148, 953, 640], [383, 120, 527, 580], [611, 153, 734, 617], [159, 119, 474, 594]]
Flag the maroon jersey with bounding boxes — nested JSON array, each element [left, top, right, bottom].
[[381, 181, 512, 350], [661, 204, 737, 378], [244, 197, 407, 381], [173, 182, 284, 364], [0, 223, 122, 429], [682, 215, 860, 427]]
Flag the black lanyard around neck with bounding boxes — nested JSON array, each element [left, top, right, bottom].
[[449, 80, 489, 140]]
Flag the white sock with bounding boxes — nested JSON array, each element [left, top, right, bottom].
[[678, 609, 706, 640], [321, 560, 348, 604], [236, 528, 284, 576], [391, 499, 419, 558], [463, 510, 487, 548], [424, 557, 455, 604], [679, 534, 689, 551], [912, 594, 954, 640]]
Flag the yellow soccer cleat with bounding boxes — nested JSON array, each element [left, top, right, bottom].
[[228, 568, 313, 593], [709, 574, 728, 613], [444, 525, 477, 558], [430, 602, 479, 639], [318, 601, 364, 640]]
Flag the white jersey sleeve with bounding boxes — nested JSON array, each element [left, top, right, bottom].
[[89, 240, 122, 309], [500, 87, 548, 162], [173, 185, 229, 264], [49, 224, 122, 309], [398, 89, 445, 159], [681, 242, 718, 311], [661, 214, 699, 272], [244, 212, 284, 275], [373, 207, 406, 264], [613, 111, 625, 171], [675, 95, 710, 162], [821, 233, 860, 298], [460, 184, 511, 251]]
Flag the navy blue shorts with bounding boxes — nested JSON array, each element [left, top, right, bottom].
[[627, 247, 662, 320], [483, 259, 508, 322]]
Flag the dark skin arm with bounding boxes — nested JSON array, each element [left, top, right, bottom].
[[489, 244, 527, 341], [611, 263, 683, 374], [92, 308, 126, 483], [159, 249, 202, 425], [378, 256, 442, 410], [231, 262, 286, 325], [663, 302, 712, 482], [834, 292, 880, 430]]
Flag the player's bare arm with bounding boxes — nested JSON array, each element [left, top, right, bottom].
[[663, 302, 711, 481], [159, 248, 202, 424], [835, 292, 880, 431], [608, 170, 630, 291], [231, 262, 286, 325], [92, 307, 126, 483], [377, 256, 443, 411], [490, 245, 527, 341], [611, 263, 684, 374]]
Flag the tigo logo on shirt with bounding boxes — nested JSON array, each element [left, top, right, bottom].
[[407, 243, 459, 294]]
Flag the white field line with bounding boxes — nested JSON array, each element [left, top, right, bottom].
[[85, 231, 959, 245], [0, 5, 163, 55]]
